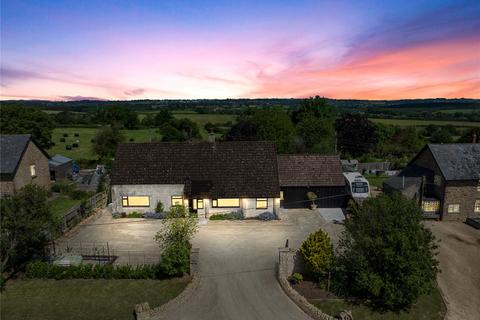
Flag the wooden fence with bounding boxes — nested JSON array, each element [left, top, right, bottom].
[[59, 191, 108, 232]]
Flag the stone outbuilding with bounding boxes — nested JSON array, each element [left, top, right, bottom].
[[0, 134, 51, 196]]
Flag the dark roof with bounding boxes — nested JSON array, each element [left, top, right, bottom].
[[111, 141, 280, 198], [1, 135, 33, 181], [277, 155, 345, 187], [427, 144, 480, 181]]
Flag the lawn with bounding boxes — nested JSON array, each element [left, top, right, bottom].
[[1, 277, 190, 320], [48, 127, 162, 161], [48, 195, 82, 218], [370, 118, 480, 127], [310, 287, 446, 320]]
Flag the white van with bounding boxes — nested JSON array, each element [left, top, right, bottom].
[[343, 172, 370, 201]]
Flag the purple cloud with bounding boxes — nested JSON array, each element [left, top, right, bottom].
[[59, 95, 108, 101], [124, 88, 146, 96]]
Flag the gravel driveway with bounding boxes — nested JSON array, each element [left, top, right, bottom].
[[160, 209, 344, 320], [425, 221, 480, 320]]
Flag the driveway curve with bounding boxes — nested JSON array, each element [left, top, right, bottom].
[[160, 209, 343, 320]]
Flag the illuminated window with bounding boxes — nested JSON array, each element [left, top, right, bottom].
[[256, 198, 268, 209], [422, 200, 440, 213], [171, 196, 183, 206], [477, 180, 480, 192], [29, 165, 36, 177], [122, 196, 150, 207], [212, 198, 240, 208], [280, 191, 284, 200], [447, 204, 460, 213], [475, 200, 480, 213], [197, 199, 204, 209]]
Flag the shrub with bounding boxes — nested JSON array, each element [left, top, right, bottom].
[[127, 211, 144, 218], [144, 211, 165, 219], [51, 180, 76, 194], [257, 211, 276, 221], [69, 190, 89, 200], [60, 137, 66, 142], [300, 230, 334, 281], [209, 212, 243, 220], [155, 200, 164, 213], [289, 272, 303, 284], [159, 241, 190, 276], [25, 261, 166, 280]]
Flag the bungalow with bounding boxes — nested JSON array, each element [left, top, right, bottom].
[[110, 141, 281, 218], [0, 134, 51, 196], [277, 155, 347, 208], [383, 143, 480, 221]]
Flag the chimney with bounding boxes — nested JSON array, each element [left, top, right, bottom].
[[208, 129, 215, 143]]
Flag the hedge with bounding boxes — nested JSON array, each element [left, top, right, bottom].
[[25, 262, 168, 280]]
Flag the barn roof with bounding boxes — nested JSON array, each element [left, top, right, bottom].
[[277, 155, 345, 187], [427, 144, 480, 181]]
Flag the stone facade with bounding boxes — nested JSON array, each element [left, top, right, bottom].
[[443, 180, 479, 221], [0, 140, 50, 195]]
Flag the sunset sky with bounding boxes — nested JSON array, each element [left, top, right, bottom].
[[1, 0, 479, 100]]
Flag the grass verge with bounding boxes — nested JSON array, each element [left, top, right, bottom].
[[309, 286, 446, 320], [1, 277, 190, 320]]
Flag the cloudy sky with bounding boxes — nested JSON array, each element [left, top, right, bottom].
[[1, 0, 479, 100]]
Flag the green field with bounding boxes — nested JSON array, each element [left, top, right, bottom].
[[48, 195, 82, 218], [48, 127, 162, 160], [1, 278, 190, 320], [370, 118, 480, 127], [310, 286, 446, 320]]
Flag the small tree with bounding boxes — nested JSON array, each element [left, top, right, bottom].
[[154, 205, 197, 249], [299, 230, 334, 282], [92, 125, 125, 161], [307, 192, 317, 209], [155, 200, 164, 213], [337, 193, 439, 310]]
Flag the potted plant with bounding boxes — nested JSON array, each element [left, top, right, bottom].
[[307, 192, 317, 210]]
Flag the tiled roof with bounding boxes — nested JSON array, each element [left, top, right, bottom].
[[0, 134, 31, 180], [428, 144, 480, 181], [277, 155, 345, 187], [111, 141, 280, 198]]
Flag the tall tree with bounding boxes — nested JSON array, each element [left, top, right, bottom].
[[224, 120, 259, 141], [335, 113, 377, 157], [92, 126, 125, 160], [252, 110, 295, 153], [154, 109, 173, 126], [0, 105, 55, 149], [337, 194, 439, 311]]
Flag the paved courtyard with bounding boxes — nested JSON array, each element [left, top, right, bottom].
[[425, 221, 480, 320]]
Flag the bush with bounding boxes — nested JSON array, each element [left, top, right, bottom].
[[144, 211, 165, 219], [60, 137, 66, 142], [209, 212, 243, 220], [69, 190, 89, 200], [289, 272, 303, 284], [25, 261, 166, 280], [51, 180, 76, 194], [126, 211, 144, 218], [300, 230, 334, 281], [257, 211, 276, 221], [159, 241, 191, 276], [155, 200, 164, 213]]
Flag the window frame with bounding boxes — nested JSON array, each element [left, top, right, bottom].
[[197, 199, 204, 209], [29, 165, 37, 178], [447, 203, 460, 213], [212, 198, 240, 208], [422, 200, 440, 213], [475, 200, 480, 213], [171, 195, 183, 207], [121, 196, 150, 207], [256, 198, 268, 209]]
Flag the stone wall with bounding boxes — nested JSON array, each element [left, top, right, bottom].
[[443, 180, 479, 221], [277, 248, 345, 320]]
